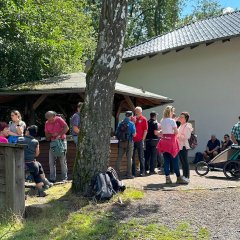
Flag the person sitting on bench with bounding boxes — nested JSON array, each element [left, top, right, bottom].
[[203, 135, 220, 162], [18, 125, 52, 197]]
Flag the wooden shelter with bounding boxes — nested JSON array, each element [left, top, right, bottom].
[[0, 72, 173, 176]]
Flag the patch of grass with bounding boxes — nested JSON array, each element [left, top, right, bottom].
[[0, 184, 209, 240], [111, 188, 144, 202]]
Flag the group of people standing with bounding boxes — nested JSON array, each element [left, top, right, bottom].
[[116, 105, 192, 184]]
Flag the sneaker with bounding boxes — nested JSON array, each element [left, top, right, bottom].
[[140, 173, 145, 177], [182, 177, 190, 183], [42, 178, 53, 188], [176, 176, 189, 184], [166, 176, 172, 184]]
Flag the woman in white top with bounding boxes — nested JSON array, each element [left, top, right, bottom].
[[157, 106, 188, 184], [177, 112, 193, 182], [8, 110, 26, 143]]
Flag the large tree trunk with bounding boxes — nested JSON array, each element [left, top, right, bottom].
[[72, 1, 128, 193]]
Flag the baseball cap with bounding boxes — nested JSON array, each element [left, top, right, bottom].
[[125, 111, 133, 117]]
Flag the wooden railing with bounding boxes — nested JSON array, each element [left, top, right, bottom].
[[0, 143, 25, 215]]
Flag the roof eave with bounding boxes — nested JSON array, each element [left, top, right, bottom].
[[123, 34, 240, 62]]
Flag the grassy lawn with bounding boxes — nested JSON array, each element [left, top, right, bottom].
[[0, 183, 209, 240]]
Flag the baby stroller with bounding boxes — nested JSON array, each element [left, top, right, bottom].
[[195, 145, 240, 179]]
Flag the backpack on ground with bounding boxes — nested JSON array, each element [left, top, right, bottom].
[[92, 172, 115, 201], [193, 152, 203, 164], [116, 121, 129, 142], [50, 139, 66, 157], [189, 133, 198, 149], [106, 167, 126, 193]]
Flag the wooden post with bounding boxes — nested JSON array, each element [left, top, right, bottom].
[[0, 144, 25, 216]]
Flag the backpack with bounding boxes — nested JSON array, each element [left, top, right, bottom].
[[92, 172, 115, 201], [50, 139, 66, 157], [116, 121, 129, 142], [106, 167, 126, 193], [189, 133, 198, 149], [193, 152, 203, 164]]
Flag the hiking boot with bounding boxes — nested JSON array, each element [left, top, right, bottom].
[[176, 176, 189, 185], [37, 188, 47, 197], [166, 176, 172, 184]]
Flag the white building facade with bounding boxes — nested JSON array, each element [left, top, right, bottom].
[[118, 12, 240, 154]]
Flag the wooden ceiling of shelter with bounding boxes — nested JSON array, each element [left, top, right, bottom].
[[0, 96, 18, 103]]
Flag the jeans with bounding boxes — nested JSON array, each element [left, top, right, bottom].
[[145, 140, 158, 173], [179, 147, 190, 178], [132, 140, 145, 175], [49, 139, 68, 181], [116, 141, 134, 176], [163, 152, 180, 177]]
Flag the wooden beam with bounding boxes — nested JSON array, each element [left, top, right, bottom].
[[115, 100, 125, 130], [33, 94, 48, 110], [56, 103, 67, 117], [124, 96, 135, 111]]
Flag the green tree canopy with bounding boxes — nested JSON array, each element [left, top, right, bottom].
[[0, 0, 96, 87], [179, 0, 222, 26]]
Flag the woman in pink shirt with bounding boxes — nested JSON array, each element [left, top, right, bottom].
[[157, 106, 188, 184], [177, 112, 193, 182], [0, 122, 9, 143]]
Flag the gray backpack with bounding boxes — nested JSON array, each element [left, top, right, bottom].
[[92, 172, 115, 201]]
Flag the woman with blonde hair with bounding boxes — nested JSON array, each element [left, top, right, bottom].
[[157, 105, 188, 184], [8, 110, 26, 143]]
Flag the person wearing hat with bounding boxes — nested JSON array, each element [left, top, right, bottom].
[[44, 111, 69, 183], [0, 122, 9, 143], [145, 111, 160, 174], [115, 111, 136, 178]]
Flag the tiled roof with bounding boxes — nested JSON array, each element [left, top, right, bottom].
[[123, 10, 240, 60]]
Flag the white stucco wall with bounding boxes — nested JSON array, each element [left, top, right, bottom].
[[118, 37, 240, 155]]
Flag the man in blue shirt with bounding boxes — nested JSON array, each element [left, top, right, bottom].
[[115, 111, 136, 178], [203, 134, 220, 162], [70, 102, 83, 145]]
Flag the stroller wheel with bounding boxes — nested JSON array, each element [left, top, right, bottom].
[[223, 161, 240, 179], [195, 161, 209, 176]]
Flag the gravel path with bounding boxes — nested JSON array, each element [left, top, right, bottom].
[[113, 188, 240, 239], [114, 170, 240, 239]]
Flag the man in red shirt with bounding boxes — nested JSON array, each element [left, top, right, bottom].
[[132, 106, 148, 177], [45, 111, 69, 182]]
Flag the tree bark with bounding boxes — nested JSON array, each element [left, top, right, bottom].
[[72, 0, 128, 193]]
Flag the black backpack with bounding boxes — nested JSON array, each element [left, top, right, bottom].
[[116, 121, 129, 142], [106, 167, 126, 193], [92, 172, 115, 201]]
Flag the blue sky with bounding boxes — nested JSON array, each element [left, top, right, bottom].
[[182, 0, 240, 16]]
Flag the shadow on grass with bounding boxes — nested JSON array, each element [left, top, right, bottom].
[[3, 184, 210, 240]]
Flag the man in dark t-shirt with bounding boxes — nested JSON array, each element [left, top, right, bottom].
[[18, 125, 52, 197], [145, 111, 160, 174], [203, 135, 220, 162]]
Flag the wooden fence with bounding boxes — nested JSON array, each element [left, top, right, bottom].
[[0, 143, 25, 215]]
